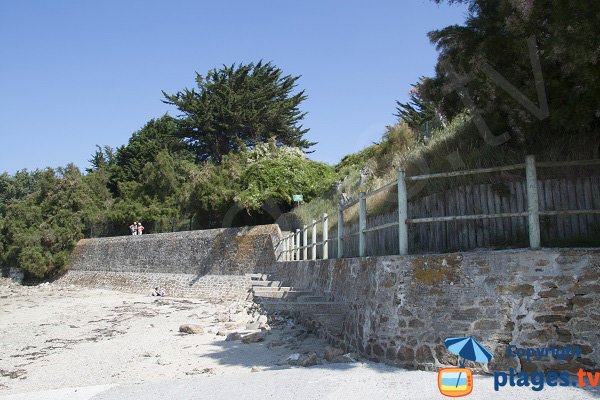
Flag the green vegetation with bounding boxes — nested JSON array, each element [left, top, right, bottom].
[[163, 61, 314, 163], [296, 0, 600, 227], [400, 0, 600, 156], [0, 165, 111, 278], [0, 62, 332, 280], [2, 1, 599, 278]]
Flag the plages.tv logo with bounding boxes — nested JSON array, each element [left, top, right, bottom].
[[438, 336, 493, 397]]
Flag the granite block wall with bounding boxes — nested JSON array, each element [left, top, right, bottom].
[[58, 271, 251, 303], [59, 224, 282, 302], [270, 248, 600, 372]]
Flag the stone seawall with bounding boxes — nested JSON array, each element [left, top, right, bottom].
[[59, 224, 282, 302], [269, 248, 600, 372], [58, 271, 251, 303]]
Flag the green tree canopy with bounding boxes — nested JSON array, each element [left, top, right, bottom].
[[411, 0, 600, 153], [163, 61, 315, 163], [0, 165, 111, 279], [106, 115, 192, 185], [395, 77, 446, 140], [183, 142, 335, 227]]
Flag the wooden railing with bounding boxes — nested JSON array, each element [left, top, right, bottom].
[[279, 155, 600, 261]]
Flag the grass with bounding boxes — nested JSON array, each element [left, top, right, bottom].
[[290, 112, 600, 230]]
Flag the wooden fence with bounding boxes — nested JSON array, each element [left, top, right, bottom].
[[279, 156, 600, 260]]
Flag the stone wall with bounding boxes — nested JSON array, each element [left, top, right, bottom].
[[58, 271, 251, 303], [270, 248, 600, 372], [59, 224, 282, 302]]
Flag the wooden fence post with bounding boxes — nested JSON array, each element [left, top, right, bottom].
[[295, 229, 301, 260], [282, 235, 288, 261], [302, 225, 308, 260], [322, 213, 329, 260], [525, 155, 541, 249], [398, 170, 408, 255], [359, 192, 366, 257], [337, 203, 344, 258], [312, 220, 317, 260]]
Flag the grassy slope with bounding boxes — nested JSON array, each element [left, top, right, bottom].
[[290, 113, 600, 230]]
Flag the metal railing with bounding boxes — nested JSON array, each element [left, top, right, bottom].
[[279, 155, 600, 261]]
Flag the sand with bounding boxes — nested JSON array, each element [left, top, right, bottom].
[[1, 279, 598, 400], [0, 279, 332, 395]]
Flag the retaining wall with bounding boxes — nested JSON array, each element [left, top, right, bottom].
[[270, 248, 600, 372], [59, 224, 282, 302]]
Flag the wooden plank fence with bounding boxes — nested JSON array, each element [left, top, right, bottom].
[[278, 156, 600, 261]]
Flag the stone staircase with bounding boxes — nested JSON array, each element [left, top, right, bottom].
[[245, 273, 349, 347]]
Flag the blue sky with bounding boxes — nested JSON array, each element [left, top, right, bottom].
[[0, 0, 467, 174]]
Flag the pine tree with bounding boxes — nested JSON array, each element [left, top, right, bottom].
[[163, 61, 315, 163]]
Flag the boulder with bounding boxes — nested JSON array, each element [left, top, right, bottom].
[[245, 321, 260, 330], [329, 353, 359, 363], [259, 323, 271, 332], [179, 324, 204, 334], [257, 315, 268, 324], [324, 346, 345, 362], [226, 332, 243, 342], [288, 351, 319, 367], [241, 331, 267, 344]]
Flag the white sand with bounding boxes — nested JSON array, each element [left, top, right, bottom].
[[1, 280, 598, 400], [0, 281, 330, 395]]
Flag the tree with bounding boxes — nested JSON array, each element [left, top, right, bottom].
[[423, 0, 600, 152], [395, 77, 446, 140], [0, 165, 111, 279], [181, 142, 335, 227], [107, 150, 193, 234], [88, 145, 115, 173], [163, 61, 315, 163], [236, 155, 336, 213], [109, 115, 190, 185]]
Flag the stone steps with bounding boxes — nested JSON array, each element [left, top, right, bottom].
[[251, 269, 349, 350], [245, 273, 272, 281], [252, 290, 313, 300], [249, 280, 282, 287], [311, 313, 346, 335], [296, 295, 327, 302], [252, 286, 295, 291], [258, 300, 349, 315]]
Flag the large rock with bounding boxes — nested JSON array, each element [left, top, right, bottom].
[[245, 321, 260, 330], [226, 332, 243, 342], [179, 324, 204, 334], [241, 331, 267, 344], [288, 351, 319, 367], [329, 353, 360, 364], [324, 346, 345, 362]]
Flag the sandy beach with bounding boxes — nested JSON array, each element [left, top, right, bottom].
[[1, 278, 598, 400], [0, 278, 338, 395]]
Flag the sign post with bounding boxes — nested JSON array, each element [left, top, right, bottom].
[[292, 194, 303, 207]]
